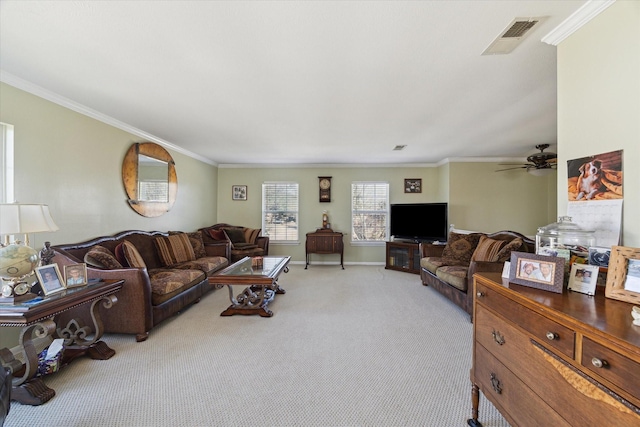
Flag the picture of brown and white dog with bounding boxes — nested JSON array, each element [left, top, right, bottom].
[[576, 159, 605, 200]]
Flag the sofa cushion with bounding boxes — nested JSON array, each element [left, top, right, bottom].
[[208, 229, 227, 241], [435, 265, 469, 291], [173, 256, 228, 275], [244, 228, 261, 245], [441, 232, 483, 266], [84, 245, 123, 269], [121, 240, 147, 269], [170, 231, 207, 259], [147, 268, 205, 305], [155, 233, 196, 267], [223, 228, 246, 245], [496, 237, 524, 263], [471, 235, 507, 262], [420, 257, 447, 274], [114, 242, 128, 266]]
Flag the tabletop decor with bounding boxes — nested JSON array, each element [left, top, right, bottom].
[[509, 251, 564, 293], [605, 245, 640, 304]]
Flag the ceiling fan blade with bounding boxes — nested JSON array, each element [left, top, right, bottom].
[[495, 166, 527, 172]]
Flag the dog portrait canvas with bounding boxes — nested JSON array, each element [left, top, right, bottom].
[[567, 149, 623, 201]]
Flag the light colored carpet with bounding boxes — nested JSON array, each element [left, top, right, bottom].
[[5, 265, 509, 426]]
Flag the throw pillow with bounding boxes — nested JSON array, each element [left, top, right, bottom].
[[223, 228, 246, 245], [441, 232, 483, 266], [471, 236, 508, 262], [496, 237, 524, 263], [121, 240, 147, 269], [84, 245, 123, 269], [114, 242, 128, 267], [208, 229, 227, 241], [243, 228, 261, 245], [155, 233, 196, 267], [170, 231, 206, 259]]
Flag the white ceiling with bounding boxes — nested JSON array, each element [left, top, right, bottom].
[[0, 1, 589, 166]]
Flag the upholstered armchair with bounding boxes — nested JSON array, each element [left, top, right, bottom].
[[199, 223, 269, 262]]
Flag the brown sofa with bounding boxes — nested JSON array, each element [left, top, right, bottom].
[[199, 223, 269, 262], [419, 230, 535, 320], [51, 230, 230, 342]]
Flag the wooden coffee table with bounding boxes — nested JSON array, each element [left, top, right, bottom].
[[209, 256, 290, 317]]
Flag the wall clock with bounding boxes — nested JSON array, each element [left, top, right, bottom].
[[319, 176, 332, 202]]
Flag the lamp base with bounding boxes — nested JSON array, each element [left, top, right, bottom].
[[0, 292, 37, 305]]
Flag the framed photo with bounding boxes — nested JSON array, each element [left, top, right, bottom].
[[232, 185, 247, 201], [567, 264, 599, 296], [35, 264, 66, 296], [509, 251, 564, 293], [64, 263, 88, 288], [605, 246, 640, 304], [588, 246, 611, 268], [404, 179, 422, 193]]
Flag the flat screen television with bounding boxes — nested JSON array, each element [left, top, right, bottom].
[[390, 203, 448, 242]]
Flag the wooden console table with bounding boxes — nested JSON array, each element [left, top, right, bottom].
[[0, 279, 123, 405], [469, 272, 640, 426], [305, 229, 344, 269], [385, 241, 420, 274]]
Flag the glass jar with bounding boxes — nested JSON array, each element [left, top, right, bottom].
[[536, 216, 596, 257]]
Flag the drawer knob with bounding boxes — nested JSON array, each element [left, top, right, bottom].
[[476, 292, 485, 298], [546, 332, 559, 341], [591, 358, 608, 368]]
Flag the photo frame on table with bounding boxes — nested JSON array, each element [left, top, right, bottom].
[[64, 263, 88, 288], [404, 179, 422, 193], [509, 251, 564, 293], [605, 246, 640, 304], [567, 264, 599, 296], [35, 264, 66, 296], [232, 185, 247, 201]]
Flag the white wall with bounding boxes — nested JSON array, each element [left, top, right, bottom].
[[557, 1, 640, 246]]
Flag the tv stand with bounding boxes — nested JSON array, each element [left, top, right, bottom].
[[385, 241, 420, 274]]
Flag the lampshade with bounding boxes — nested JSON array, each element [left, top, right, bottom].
[[0, 203, 59, 235], [527, 167, 555, 177]]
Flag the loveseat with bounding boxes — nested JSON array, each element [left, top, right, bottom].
[[199, 223, 269, 262], [51, 230, 230, 342], [419, 230, 535, 320]]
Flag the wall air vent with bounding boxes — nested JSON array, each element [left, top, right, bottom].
[[393, 145, 407, 151], [482, 16, 548, 55]]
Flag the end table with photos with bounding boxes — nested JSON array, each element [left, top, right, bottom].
[[0, 278, 123, 405]]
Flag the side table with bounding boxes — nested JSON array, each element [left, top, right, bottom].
[[305, 229, 344, 269], [0, 279, 123, 405]]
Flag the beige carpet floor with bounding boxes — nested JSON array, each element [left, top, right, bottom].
[[5, 265, 509, 426]]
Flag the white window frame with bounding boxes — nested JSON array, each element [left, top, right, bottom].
[[262, 182, 299, 244], [1, 122, 15, 203], [351, 181, 389, 245]]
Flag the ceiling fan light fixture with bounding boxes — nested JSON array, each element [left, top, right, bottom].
[[528, 167, 555, 177]]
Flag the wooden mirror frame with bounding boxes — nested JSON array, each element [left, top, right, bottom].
[[122, 142, 177, 217]]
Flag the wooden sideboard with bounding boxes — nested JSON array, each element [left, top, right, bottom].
[[469, 272, 640, 426], [305, 229, 344, 269]]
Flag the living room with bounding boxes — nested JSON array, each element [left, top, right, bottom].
[[1, 1, 639, 425]]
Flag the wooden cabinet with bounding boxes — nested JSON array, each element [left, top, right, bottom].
[[305, 229, 344, 269], [469, 273, 640, 426], [385, 241, 420, 274]]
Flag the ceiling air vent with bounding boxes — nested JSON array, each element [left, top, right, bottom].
[[393, 145, 406, 151], [482, 16, 548, 55]]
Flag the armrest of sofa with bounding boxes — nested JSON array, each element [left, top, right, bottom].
[[467, 260, 507, 291], [256, 236, 269, 255], [419, 243, 445, 258], [204, 241, 231, 260]]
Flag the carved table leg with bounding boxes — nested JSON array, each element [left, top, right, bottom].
[[467, 382, 483, 427], [221, 285, 275, 317], [57, 294, 118, 360]]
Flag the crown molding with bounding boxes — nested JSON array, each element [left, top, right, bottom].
[[0, 71, 217, 166], [542, 0, 616, 46]]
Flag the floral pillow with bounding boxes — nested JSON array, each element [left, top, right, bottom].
[[441, 232, 483, 266]]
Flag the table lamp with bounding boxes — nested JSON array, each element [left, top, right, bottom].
[[0, 203, 59, 302]]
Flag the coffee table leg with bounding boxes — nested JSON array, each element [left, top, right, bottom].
[[221, 285, 275, 317]]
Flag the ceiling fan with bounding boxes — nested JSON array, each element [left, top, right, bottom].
[[496, 144, 557, 175]]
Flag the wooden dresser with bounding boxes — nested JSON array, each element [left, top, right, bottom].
[[469, 272, 640, 426], [305, 229, 344, 269]]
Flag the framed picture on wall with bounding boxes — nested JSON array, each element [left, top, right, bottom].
[[404, 179, 422, 193], [232, 185, 247, 201]]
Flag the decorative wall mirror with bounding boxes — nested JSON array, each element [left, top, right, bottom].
[[122, 142, 177, 217]]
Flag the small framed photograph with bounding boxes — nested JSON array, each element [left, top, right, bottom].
[[567, 264, 599, 296], [64, 263, 88, 288], [35, 264, 66, 296], [404, 179, 422, 193], [232, 185, 247, 201], [588, 246, 611, 268], [509, 251, 564, 293], [605, 246, 640, 304]]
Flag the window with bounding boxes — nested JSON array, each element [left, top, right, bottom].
[[0, 122, 14, 203], [262, 182, 299, 243], [351, 182, 389, 244]]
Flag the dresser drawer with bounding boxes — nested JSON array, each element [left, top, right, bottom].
[[476, 281, 575, 358], [582, 337, 640, 402], [474, 343, 570, 427]]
